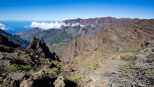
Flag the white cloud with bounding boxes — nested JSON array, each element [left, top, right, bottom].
[[71, 23, 85, 27], [30, 22, 69, 30], [0, 23, 8, 30], [30, 22, 85, 30]]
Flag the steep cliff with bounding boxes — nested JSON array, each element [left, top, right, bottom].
[[62, 19, 154, 63]]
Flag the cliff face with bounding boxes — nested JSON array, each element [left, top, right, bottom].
[[61, 28, 122, 63], [64, 17, 140, 29], [116, 19, 154, 43], [61, 35, 96, 63], [92, 28, 123, 52], [64, 17, 140, 38], [62, 19, 154, 63]]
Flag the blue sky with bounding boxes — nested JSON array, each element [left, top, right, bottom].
[[0, 0, 154, 20]]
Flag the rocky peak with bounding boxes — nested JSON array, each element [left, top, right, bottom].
[[28, 37, 58, 60], [27, 37, 41, 49]]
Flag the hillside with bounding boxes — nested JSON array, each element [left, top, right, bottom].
[[16, 29, 80, 57], [0, 34, 77, 87], [62, 19, 154, 63], [0, 29, 29, 47], [60, 19, 154, 87]]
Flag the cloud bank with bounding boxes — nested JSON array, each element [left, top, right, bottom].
[[0, 23, 8, 30], [30, 22, 85, 30], [30, 22, 69, 30]]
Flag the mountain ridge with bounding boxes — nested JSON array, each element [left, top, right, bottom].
[[0, 29, 29, 47], [61, 19, 154, 63]]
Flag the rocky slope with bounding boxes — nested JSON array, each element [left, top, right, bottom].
[[0, 34, 81, 87], [0, 29, 29, 47], [62, 19, 154, 63], [106, 40, 154, 87], [61, 35, 96, 63], [76, 40, 154, 87], [0, 34, 57, 69]]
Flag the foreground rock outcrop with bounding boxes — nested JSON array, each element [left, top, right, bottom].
[[0, 34, 78, 87], [28, 37, 59, 60]]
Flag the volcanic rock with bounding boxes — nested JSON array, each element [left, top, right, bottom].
[[28, 37, 59, 60], [54, 76, 65, 87], [61, 35, 96, 63]]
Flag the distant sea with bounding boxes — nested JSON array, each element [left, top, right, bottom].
[[0, 20, 59, 34]]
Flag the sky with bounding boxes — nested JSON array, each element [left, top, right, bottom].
[[0, 0, 154, 20]]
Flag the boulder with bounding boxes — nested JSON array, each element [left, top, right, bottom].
[[10, 72, 25, 81], [54, 76, 65, 87]]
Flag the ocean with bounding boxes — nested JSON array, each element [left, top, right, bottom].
[[0, 20, 58, 34]]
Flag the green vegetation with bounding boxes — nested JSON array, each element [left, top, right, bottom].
[[131, 49, 141, 55], [26, 30, 81, 57], [5, 64, 32, 74], [55, 62, 64, 69], [147, 58, 154, 63], [29, 30, 81, 46], [143, 68, 154, 76], [66, 75, 84, 83], [120, 52, 136, 61], [88, 62, 102, 70], [74, 54, 78, 57], [119, 75, 132, 82], [120, 61, 138, 73], [146, 55, 153, 58], [146, 55, 154, 63], [41, 68, 57, 76], [119, 61, 138, 83]]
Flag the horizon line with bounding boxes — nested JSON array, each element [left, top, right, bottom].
[[0, 16, 154, 21]]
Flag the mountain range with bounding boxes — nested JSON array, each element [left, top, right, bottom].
[[0, 17, 154, 87], [62, 19, 154, 63], [15, 17, 143, 57]]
